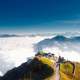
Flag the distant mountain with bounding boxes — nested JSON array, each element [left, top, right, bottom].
[[34, 35, 80, 52], [0, 34, 20, 38], [51, 35, 68, 41]]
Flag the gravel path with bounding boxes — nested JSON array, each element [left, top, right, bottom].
[[55, 63, 60, 80]]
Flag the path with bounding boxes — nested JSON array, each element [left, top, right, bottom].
[[55, 63, 60, 80]]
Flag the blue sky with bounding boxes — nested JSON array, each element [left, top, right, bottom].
[[0, 0, 80, 34]]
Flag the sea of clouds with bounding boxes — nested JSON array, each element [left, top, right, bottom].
[[0, 34, 80, 76], [0, 35, 52, 76]]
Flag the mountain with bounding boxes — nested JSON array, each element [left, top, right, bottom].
[[35, 35, 80, 51], [0, 34, 20, 38], [0, 52, 80, 80], [52, 35, 68, 41], [34, 35, 80, 62], [0, 57, 54, 80]]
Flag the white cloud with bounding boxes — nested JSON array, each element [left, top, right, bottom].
[[0, 36, 50, 75]]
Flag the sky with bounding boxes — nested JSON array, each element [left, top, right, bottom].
[[0, 0, 80, 34]]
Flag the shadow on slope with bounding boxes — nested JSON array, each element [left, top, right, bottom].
[[0, 57, 54, 80]]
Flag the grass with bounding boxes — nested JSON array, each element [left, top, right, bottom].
[[74, 63, 80, 80], [20, 57, 55, 80], [60, 62, 80, 80], [60, 72, 72, 80], [39, 57, 54, 66], [37, 57, 55, 80]]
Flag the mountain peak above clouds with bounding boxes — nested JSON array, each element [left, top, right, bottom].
[[34, 35, 80, 62]]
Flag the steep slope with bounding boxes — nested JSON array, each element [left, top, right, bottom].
[[0, 57, 54, 80]]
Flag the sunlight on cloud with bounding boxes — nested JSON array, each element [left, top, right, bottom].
[[0, 71, 3, 76], [43, 47, 80, 62], [0, 36, 52, 75]]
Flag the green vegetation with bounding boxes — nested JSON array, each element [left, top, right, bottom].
[[60, 62, 80, 80], [74, 63, 80, 80], [38, 50, 46, 54], [36, 50, 48, 55], [60, 62, 73, 80], [39, 57, 54, 66], [2, 51, 80, 80], [20, 57, 54, 80], [19, 50, 80, 80]]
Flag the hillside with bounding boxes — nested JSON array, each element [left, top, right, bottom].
[[60, 62, 80, 80], [0, 56, 55, 80], [0, 51, 80, 80]]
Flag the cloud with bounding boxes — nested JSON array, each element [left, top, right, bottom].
[[0, 35, 50, 75], [35, 35, 80, 62]]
